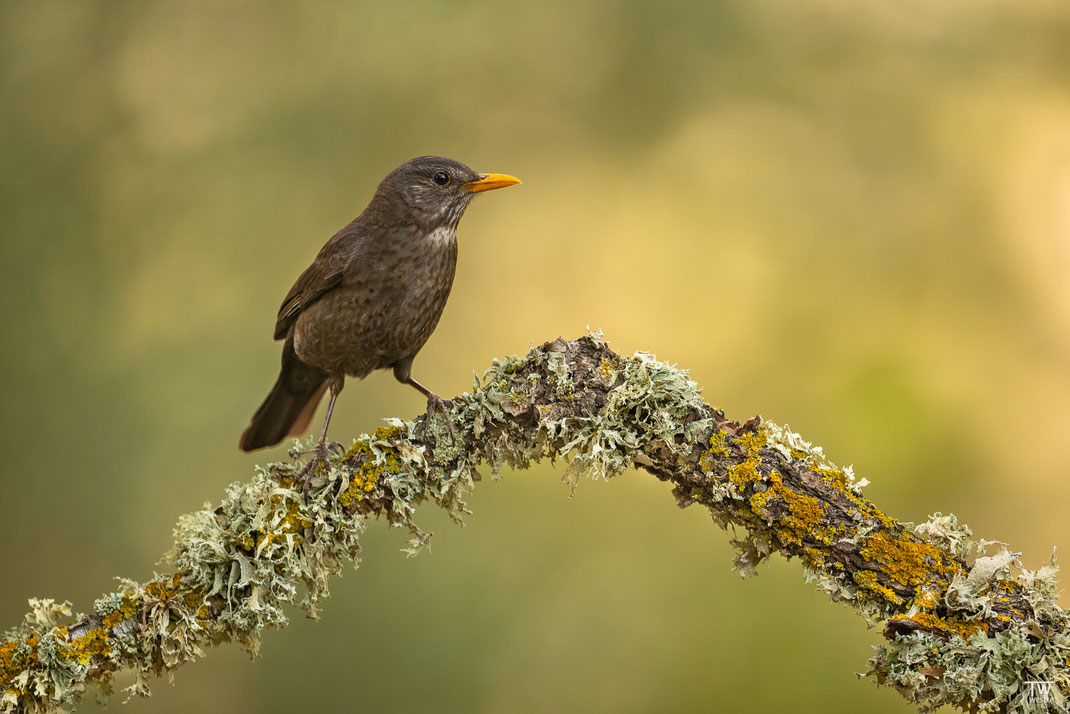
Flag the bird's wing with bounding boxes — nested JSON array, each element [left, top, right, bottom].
[[273, 254, 346, 340]]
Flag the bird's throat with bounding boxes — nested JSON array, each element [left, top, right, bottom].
[[425, 225, 457, 248]]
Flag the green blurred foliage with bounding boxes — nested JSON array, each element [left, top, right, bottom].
[[2, 1, 1070, 711]]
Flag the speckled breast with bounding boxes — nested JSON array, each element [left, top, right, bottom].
[[292, 232, 458, 378]]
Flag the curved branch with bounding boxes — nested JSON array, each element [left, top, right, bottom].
[[1, 335, 1066, 713]]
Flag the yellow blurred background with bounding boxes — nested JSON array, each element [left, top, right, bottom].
[[2, 1, 1070, 712]]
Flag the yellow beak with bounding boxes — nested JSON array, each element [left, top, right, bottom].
[[463, 173, 522, 193]]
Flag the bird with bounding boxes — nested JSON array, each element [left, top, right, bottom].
[[238, 155, 521, 487]]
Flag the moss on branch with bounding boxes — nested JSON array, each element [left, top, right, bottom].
[[1, 334, 1066, 713]]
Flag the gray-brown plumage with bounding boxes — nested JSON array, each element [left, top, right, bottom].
[[239, 156, 520, 483]]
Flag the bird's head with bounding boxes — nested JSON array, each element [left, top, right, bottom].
[[374, 156, 521, 230]]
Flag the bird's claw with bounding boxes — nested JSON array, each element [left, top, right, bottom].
[[299, 439, 335, 493], [417, 393, 456, 444]]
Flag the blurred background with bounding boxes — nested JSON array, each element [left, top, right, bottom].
[[2, 1, 1070, 711]]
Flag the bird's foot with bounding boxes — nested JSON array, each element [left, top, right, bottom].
[[299, 439, 335, 493], [417, 393, 456, 444]]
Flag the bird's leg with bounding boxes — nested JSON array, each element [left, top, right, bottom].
[[393, 360, 456, 443], [300, 376, 344, 492]]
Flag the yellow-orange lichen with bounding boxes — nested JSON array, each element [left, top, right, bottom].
[[803, 547, 826, 570], [859, 530, 963, 591], [911, 590, 940, 611], [710, 428, 839, 548], [897, 612, 988, 639], [64, 627, 111, 665], [854, 570, 903, 605], [141, 572, 208, 621], [727, 431, 766, 489], [101, 595, 139, 628], [338, 426, 403, 508], [699, 431, 729, 472], [0, 639, 29, 691], [749, 471, 835, 547], [144, 572, 183, 602], [253, 492, 313, 549], [598, 359, 614, 381]]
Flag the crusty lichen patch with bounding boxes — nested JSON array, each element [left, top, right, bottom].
[[338, 425, 405, 508], [859, 530, 963, 592]]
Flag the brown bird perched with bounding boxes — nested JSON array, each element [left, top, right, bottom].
[[239, 156, 520, 485]]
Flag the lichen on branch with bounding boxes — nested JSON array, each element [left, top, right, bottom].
[[1, 335, 1066, 713]]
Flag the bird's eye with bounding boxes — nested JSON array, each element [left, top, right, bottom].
[[433, 171, 450, 186]]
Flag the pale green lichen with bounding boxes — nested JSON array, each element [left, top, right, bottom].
[[913, 512, 974, 560], [764, 420, 868, 492], [554, 350, 711, 491]]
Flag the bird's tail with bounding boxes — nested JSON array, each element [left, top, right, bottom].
[[239, 335, 329, 452]]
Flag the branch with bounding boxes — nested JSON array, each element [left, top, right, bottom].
[[1, 335, 1066, 713]]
